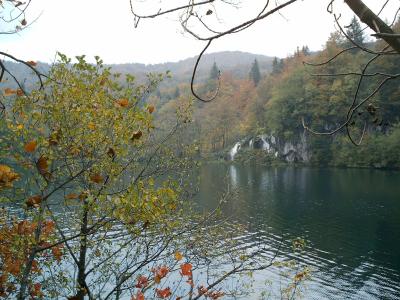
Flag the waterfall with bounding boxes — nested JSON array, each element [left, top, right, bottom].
[[249, 139, 254, 149], [260, 135, 270, 151], [229, 142, 241, 161]]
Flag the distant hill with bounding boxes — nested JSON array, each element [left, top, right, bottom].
[[109, 51, 274, 83], [0, 51, 274, 89]]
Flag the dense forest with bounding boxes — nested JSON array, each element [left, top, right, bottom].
[[150, 19, 400, 169]]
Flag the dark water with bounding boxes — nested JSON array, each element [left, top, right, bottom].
[[196, 163, 400, 299]]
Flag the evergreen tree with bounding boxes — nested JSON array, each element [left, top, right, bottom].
[[249, 59, 261, 86], [345, 16, 365, 49], [209, 61, 219, 80], [301, 45, 310, 56], [272, 57, 280, 74], [279, 58, 285, 72]]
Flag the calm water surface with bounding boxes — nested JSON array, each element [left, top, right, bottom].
[[196, 163, 400, 299]]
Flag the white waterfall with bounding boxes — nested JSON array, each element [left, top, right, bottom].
[[249, 139, 254, 149], [260, 135, 270, 151], [229, 142, 241, 161]]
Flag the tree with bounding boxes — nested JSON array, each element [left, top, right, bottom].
[[272, 57, 279, 74], [301, 45, 310, 56], [249, 59, 261, 86], [209, 61, 219, 80], [345, 16, 365, 49]]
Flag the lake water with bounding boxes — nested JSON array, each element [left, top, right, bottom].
[[196, 163, 400, 299]]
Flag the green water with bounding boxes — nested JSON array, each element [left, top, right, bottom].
[[196, 163, 400, 299]]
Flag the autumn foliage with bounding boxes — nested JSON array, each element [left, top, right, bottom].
[[0, 215, 63, 298]]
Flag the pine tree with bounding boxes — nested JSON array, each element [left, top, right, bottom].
[[301, 45, 310, 56], [209, 61, 219, 80], [272, 57, 280, 74], [345, 16, 365, 50], [249, 59, 261, 86]]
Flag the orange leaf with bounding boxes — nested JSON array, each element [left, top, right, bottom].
[[26, 61, 37, 67], [65, 193, 79, 200], [152, 266, 169, 283], [90, 173, 103, 184], [4, 88, 17, 96], [16, 89, 24, 96], [180, 263, 192, 277], [131, 130, 142, 141], [26, 195, 42, 208], [135, 275, 148, 289], [51, 246, 63, 262], [131, 291, 145, 300], [147, 105, 155, 114], [116, 98, 129, 107], [7, 260, 21, 275], [156, 287, 171, 299], [17, 220, 32, 234], [31, 260, 40, 273], [24, 140, 37, 153], [174, 251, 183, 261], [36, 156, 48, 175]]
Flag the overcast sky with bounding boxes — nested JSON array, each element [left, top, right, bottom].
[[2, 0, 397, 64]]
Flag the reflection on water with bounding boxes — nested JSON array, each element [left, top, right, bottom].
[[229, 165, 238, 187], [197, 163, 400, 299]]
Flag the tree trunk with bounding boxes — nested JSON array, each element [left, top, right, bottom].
[[76, 204, 89, 300]]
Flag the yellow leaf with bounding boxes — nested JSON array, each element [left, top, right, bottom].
[[87, 122, 96, 130], [24, 140, 37, 153], [0, 164, 20, 189], [174, 251, 183, 261], [16, 124, 24, 130], [48, 130, 60, 146]]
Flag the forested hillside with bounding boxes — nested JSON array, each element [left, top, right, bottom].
[[153, 23, 400, 169]]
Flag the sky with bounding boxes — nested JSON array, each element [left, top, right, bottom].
[[1, 0, 398, 64]]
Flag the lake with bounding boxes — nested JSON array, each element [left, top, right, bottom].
[[196, 163, 400, 299]]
